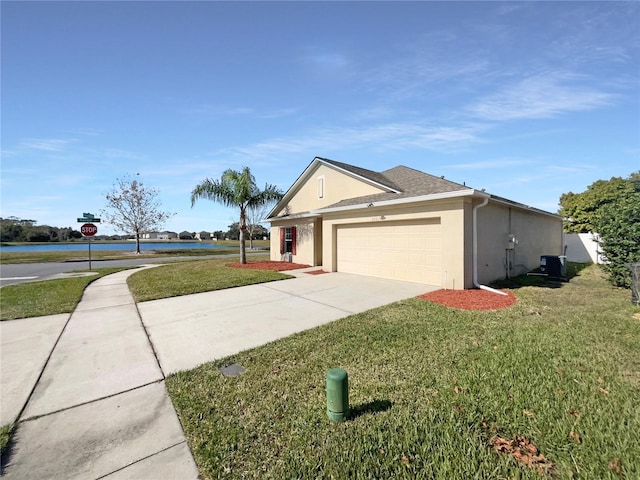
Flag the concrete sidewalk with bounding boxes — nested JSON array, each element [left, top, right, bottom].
[[1, 267, 435, 478], [1, 267, 199, 479]]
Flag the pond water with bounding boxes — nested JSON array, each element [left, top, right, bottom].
[[1, 242, 232, 253]]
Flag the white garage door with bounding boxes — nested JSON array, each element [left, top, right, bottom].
[[336, 219, 441, 285]]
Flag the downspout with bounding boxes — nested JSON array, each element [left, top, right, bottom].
[[473, 195, 508, 296]]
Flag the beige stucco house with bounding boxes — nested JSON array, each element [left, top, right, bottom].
[[267, 157, 563, 289]]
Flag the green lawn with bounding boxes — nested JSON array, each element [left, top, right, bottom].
[[127, 257, 291, 302], [0, 268, 132, 320], [167, 265, 640, 479]]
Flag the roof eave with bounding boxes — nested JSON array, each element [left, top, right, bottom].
[[266, 211, 322, 223], [314, 189, 485, 214], [266, 158, 321, 219], [488, 196, 562, 219]]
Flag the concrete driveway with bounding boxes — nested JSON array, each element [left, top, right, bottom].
[[138, 272, 436, 374], [1, 268, 436, 478]]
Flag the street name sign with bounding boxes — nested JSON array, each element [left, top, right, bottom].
[[77, 212, 101, 223]]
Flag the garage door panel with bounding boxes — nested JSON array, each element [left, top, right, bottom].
[[337, 220, 441, 285]]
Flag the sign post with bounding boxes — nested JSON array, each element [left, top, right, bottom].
[[78, 214, 101, 271]]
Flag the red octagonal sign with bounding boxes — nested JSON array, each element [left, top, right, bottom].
[[81, 223, 98, 237]]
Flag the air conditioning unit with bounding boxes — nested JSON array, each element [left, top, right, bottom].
[[281, 253, 292, 263], [540, 255, 567, 279]]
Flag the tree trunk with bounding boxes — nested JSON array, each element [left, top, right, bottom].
[[135, 230, 141, 254], [239, 227, 247, 263], [239, 208, 247, 264]]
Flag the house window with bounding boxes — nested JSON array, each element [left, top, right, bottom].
[[318, 175, 325, 199], [284, 227, 293, 253], [280, 226, 297, 255]]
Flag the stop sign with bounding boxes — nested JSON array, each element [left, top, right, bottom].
[[81, 223, 98, 236]]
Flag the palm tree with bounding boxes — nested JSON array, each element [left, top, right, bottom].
[[191, 167, 283, 264]]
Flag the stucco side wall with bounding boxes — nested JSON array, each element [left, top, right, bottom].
[[274, 164, 386, 216], [269, 219, 318, 266], [476, 202, 563, 284], [322, 199, 468, 289]]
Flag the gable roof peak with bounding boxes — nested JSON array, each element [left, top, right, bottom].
[[316, 157, 401, 193]]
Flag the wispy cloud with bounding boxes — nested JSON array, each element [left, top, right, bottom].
[[209, 122, 484, 164], [67, 128, 104, 137], [299, 46, 352, 73], [49, 174, 95, 187], [468, 73, 614, 121], [360, 42, 491, 102], [102, 149, 145, 161], [544, 3, 640, 67], [5, 136, 148, 168], [184, 104, 298, 119], [17, 138, 77, 152], [307, 52, 349, 69], [448, 158, 536, 170], [483, 162, 595, 191]]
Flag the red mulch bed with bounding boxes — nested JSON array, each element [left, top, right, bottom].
[[419, 288, 516, 311], [226, 260, 312, 271], [305, 269, 328, 275]]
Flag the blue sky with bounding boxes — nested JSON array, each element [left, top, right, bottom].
[[2, 1, 639, 235]]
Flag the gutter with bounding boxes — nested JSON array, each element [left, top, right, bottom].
[[314, 189, 477, 214], [472, 195, 508, 296], [487, 195, 562, 219]]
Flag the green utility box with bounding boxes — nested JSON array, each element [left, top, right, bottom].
[[326, 368, 349, 422]]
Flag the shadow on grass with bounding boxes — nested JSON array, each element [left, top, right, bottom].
[[491, 262, 591, 290], [349, 399, 393, 420]]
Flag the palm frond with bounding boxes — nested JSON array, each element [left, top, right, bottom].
[[191, 178, 235, 208], [192, 168, 282, 210]]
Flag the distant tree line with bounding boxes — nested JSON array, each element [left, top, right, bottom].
[[0, 217, 84, 243], [217, 222, 269, 241], [0, 216, 271, 244]]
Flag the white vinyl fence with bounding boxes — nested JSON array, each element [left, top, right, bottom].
[[563, 232, 604, 264]]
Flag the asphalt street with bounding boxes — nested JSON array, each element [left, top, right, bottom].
[[0, 252, 263, 287]]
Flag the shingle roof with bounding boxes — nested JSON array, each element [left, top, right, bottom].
[[383, 165, 469, 196], [267, 156, 559, 219], [318, 157, 401, 192], [320, 163, 471, 209]]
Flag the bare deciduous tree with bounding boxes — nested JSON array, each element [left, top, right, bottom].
[[101, 174, 174, 254], [246, 202, 270, 249]]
